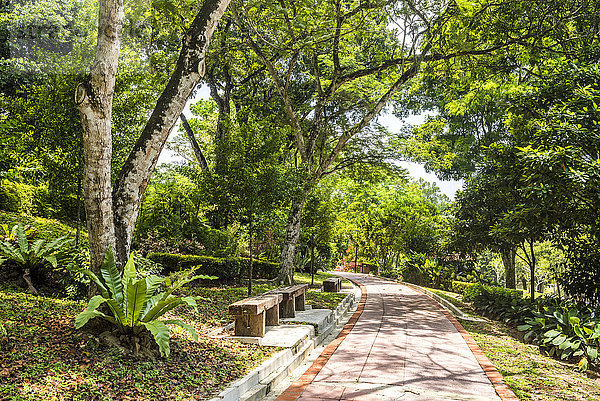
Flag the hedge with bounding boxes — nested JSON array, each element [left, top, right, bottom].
[[0, 180, 81, 220], [452, 281, 523, 303], [147, 253, 279, 281]]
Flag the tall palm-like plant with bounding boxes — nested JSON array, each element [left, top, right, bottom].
[[75, 249, 213, 357], [0, 223, 72, 294]]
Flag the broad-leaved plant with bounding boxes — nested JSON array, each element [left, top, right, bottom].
[[76, 248, 213, 357]]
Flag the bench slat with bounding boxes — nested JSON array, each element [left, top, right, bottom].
[[229, 293, 282, 315]]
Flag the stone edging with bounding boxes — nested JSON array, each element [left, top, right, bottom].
[[399, 281, 485, 322], [275, 277, 368, 401], [209, 287, 359, 401], [408, 284, 520, 401]]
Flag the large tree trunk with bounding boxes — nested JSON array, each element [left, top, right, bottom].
[[75, 0, 123, 283], [110, 0, 231, 268], [277, 196, 306, 285], [500, 247, 516, 289]]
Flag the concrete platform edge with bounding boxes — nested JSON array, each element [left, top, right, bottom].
[[208, 288, 358, 401]]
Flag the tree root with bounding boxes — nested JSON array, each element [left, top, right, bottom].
[[22, 268, 39, 295]]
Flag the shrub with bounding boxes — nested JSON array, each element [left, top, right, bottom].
[[401, 253, 456, 290], [75, 249, 214, 357], [0, 181, 81, 221], [451, 280, 475, 296], [0, 180, 36, 215], [518, 302, 600, 371], [146, 253, 279, 281], [458, 277, 600, 371], [471, 285, 525, 323]]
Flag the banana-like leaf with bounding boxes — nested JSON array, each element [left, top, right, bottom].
[[0, 256, 5, 265], [79, 268, 111, 300], [141, 296, 183, 322], [0, 241, 25, 264], [31, 239, 44, 256], [126, 278, 147, 326], [145, 275, 165, 297], [44, 254, 58, 268], [143, 320, 171, 357], [76, 295, 111, 328], [16, 223, 28, 255], [100, 248, 124, 306], [179, 296, 199, 312], [122, 252, 137, 291], [105, 298, 127, 325], [43, 236, 71, 253], [163, 319, 198, 341], [141, 292, 164, 318]]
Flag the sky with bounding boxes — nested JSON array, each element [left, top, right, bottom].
[[158, 86, 464, 199]]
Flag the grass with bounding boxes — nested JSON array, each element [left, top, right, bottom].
[[462, 319, 600, 400]]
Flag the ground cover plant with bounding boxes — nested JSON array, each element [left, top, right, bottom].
[[452, 282, 600, 371], [464, 319, 600, 401], [0, 270, 350, 400]]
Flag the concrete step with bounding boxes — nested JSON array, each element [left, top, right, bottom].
[[209, 286, 360, 401]]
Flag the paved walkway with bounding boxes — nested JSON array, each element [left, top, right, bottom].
[[276, 273, 506, 401]]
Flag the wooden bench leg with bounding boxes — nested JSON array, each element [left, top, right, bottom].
[[280, 298, 295, 318], [295, 292, 305, 311], [234, 312, 266, 337], [265, 304, 279, 326]]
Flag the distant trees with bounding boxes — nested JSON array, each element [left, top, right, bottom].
[[333, 169, 448, 274]]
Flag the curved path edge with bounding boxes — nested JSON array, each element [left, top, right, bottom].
[[407, 284, 519, 401], [275, 278, 368, 401], [276, 274, 519, 401]]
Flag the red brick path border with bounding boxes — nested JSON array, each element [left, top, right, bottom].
[[408, 285, 520, 401], [276, 275, 520, 401], [275, 279, 368, 401]]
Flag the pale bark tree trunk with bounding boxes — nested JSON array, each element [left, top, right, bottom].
[[277, 196, 306, 285], [78, 0, 231, 279], [113, 0, 230, 268], [75, 0, 123, 285], [500, 247, 516, 289]]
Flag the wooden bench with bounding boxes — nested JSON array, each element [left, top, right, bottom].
[[323, 277, 342, 292], [269, 284, 308, 318], [228, 293, 283, 337]]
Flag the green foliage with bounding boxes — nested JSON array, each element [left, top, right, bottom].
[[401, 254, 456, 290], [0, 222, 72, 273], [559, 247, 600, 308], [518, 302, 600, 371], [470, 286, 526, 323], [147, 253, 279, 281], [0, 180, 81, 220], [75, 249, 214, 357], [134, 166, 239, 258], [458, 279, 600, 371]]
